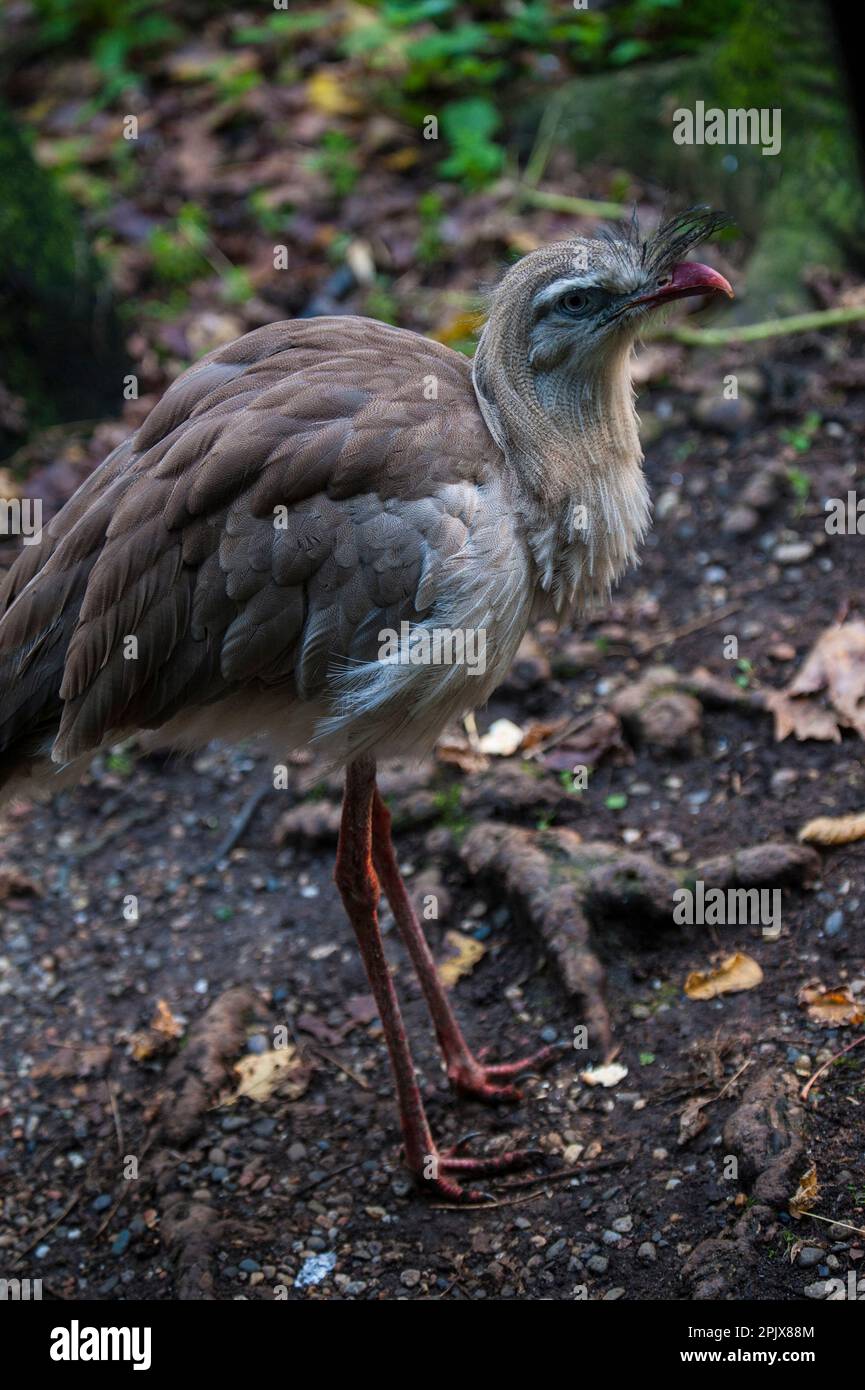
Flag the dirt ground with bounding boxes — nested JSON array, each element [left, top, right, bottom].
[[1, 326, 863, 1302]]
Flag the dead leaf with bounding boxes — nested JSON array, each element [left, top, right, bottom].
[[677, 1094, 712, 1146], [129, 1000, 184, 1061], [768, 620, 865, 743], [789, 1162, 819, 1220], [383, 146, 420, 171], [684, 952, 763, 1000], [224, 1047, 309, 1105], [344, 993, 378, 1026], [306, 70, 361, 115], [540, 709, 628, 773], [518, 717, 569, 753], [32, 1044, 112, 1080], [799, 983, 865, 1028], [798, 812, 865, 846], [478, 718, 524, 757], [580, 1062, 628, 1088], [765, 690, 841, 743], [430, 310, 484, 346], [436, 738, 488, 774], [437, 930, 486, 987]]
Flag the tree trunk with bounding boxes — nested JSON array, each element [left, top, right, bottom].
[[0, 103, 127, 460]]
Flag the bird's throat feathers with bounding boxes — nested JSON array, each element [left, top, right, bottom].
[[472, 312, 650, 616]]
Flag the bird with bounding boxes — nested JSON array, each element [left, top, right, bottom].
[[0, 207, 732, 1202]]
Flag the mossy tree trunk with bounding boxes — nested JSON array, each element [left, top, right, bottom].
[[0, 103, 127, 460], [535, 0, 864, 316]]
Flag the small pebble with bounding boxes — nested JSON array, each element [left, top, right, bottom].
[[773, 541, 814, 565], [797, 1247, 825, 1268]]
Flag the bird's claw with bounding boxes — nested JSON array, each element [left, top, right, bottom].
[[448, 1040, 566, 1104], [414, 1137, 548, 1204]]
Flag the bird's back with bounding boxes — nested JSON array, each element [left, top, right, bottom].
[[0, 316, 531, 797]]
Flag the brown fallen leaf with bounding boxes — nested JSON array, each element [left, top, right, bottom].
[[764, 689, 841, 743], [677, 1094, 712, 1146], [540, 708, 628, 773], [768, 619, 865, 743], [799, 983, 865, 1028], [684, 952, 763, 1000], [798, 811, 865, 846], [789, 1162, 819, 1220], [223, 1046, 309, 1105], [129, 999, 184, 1061], [518, 717, 570, 754], [437, 929, 486, 988], [435, 738, 488, 774], [32, 1044, 112, 1080]]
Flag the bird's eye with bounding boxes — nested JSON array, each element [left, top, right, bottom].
[[560, 291, 589, 316]]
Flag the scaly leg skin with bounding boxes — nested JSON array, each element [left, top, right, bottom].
[[371, 788, 564, 1103], [335, 757, 543, 1202]]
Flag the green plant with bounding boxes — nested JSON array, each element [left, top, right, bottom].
[[248, 190, 295, 238], [781, 410, 822, 454], [363, 279, 400, 325], [559, 770, 585, 797], [33, 0, 180, 104], [233, 9, 334, 46], [432, 782, 468, 837], [734, 657, 753, 688], [220, 266, 255, 306], [415, 191, 445, 264], [785, 464, 811, 515], [439, 97, 504, 188], [306, 130, 360, 197], [148, 203, 211, 286]]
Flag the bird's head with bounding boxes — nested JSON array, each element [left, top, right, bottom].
[[517, 206, 733, 380], [472, 206, 733, 606]]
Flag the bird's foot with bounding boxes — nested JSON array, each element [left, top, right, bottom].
[[447, 1040, 567, 1103], [414, 1133, 547, 1204]]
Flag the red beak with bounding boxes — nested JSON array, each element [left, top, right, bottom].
[[630, 261, 734, 310]]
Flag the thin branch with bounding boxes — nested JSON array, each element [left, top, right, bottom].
[[800, 1032, 865, 1102], [516, 187, 629, 220], [652, 304, 865, 347], [802, 1210, 865, 1240]]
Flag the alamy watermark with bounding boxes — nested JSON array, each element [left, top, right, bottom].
[[0, 1276, 42, 1300], [673, 101, 781, 157], [825, 492, 865, 534], [0, 497, 42, 545], [49, 1320, 151, 1370], [673, 880, 781, 937], [377, 621, 487, 675]]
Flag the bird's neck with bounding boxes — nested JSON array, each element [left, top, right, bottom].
[[472, 320, 650, 615]]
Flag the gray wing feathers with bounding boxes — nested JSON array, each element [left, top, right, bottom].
[[0, 317, 507, 770]]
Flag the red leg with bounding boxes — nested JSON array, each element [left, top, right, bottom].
[[336, 758, 541, 1202], [371, 788, 562, 1103]]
